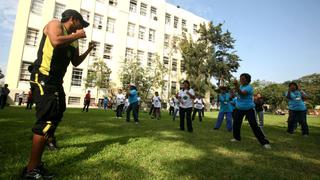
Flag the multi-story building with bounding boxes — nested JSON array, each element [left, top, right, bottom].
[[6, 0, 208, 106]]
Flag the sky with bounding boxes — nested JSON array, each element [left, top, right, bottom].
[[0, 0, 319, 83]]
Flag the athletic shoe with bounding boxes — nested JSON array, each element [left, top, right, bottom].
[[263, 144, 272, 149], [21, 166, 54, 179], [230, 138, 240, 142], [47, 138, 58, 151]]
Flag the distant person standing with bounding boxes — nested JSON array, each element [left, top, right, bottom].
[[286, 82, 309, 136], [231, 73, 271, 149], [152, 92, 161, 120], [214, 87, 233, 131], [115, 89, 125, 118], [254, 93, 265, 128], [83, 90, 91, 112], [126, 84, 139, 124], [192, 95, 204, 122], [18, 91, 25, 106], [149, 96, 155, 116], [172, 96, 180, 121], [26, 88, 33, 110], [103, 96, 109, 110], [0, 84, 10, 109], [169, 97, 175, 116], [178, 80, 195, 132]]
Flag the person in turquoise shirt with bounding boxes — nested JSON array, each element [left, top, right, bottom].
[[286, 82, 308, 136], [214, 86, 233, 131], [126, 84, 139, 124], [231, 73, 271, 149]]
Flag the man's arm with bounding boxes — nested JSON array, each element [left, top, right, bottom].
[[72, 42, 95, 67], [46, 20, 86, 48]]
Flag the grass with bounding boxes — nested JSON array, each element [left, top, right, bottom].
[[0, 106, 319, 179]]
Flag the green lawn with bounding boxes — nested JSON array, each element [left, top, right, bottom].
[[0, 106, 319, 179]]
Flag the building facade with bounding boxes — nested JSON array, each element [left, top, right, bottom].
[[6, 0, 208, 106]]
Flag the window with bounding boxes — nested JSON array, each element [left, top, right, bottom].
[[103, 44, 113, 60], [54, 3, 65, 19], [127, 23, 135, 37], [91, 41, 100, 57], [125, 48, 134, 60], [148, 29, 155, 42], [137, 50, 144, 62], [68, 97, 80, 105], [147, 52, 154, 66], [150, 6, 157, 20], [140, 3, 147, 16], [163, 56, 169, 68], [106, 18, 115, 33], [193, 24, 198, 34], [94, 14, 103, 29], [129, 0, 137, 13], [26, 28, 39, 46], [79, 38, 87, 54], [164, 34, 170, 48], [181, 59, 186, 72], [165, 13, 171, 25], [174, 16, 178, 28], [80, 9, 90, 22], [138, 26, 146, 40], [182, 19, 187, 32], [20, 61, 32, 81], [109, 0, 117, 6], [71, 68, 83, 86], [171, 81, 177, 91], [172, 58, 177, 71], [31, 0, 43, 14]]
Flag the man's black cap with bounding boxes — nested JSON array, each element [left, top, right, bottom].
[[61, 9, 89, 28]]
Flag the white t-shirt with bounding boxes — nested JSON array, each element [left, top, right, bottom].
[[116, 94, 126, 105], [169, 99, 174, 107], [124, 99, 129, 107], [178, 88, 195, 108], [194, 98, 203, 109], [153, 96, 161, 108]]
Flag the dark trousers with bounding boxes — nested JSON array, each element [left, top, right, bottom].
[[18, 98, 23, 105], [127, 102, 139, 122], [192, 108, 202, 122], [149, 104, 154, 115], [233, 108, 269, 145], [169, 106, 174, 115], [83, 100, 90, 112], [287, 110, 308, 135], [116, 104, 124, 117], [180, 107, 193, 132], [201, 108, 205, 117], [26, 101, 33, 109], [0, 95, 7, 109]]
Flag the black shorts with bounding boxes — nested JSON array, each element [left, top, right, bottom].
[[30, 73, 66, 136]]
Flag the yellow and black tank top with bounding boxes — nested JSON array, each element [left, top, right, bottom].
[[33, 26, 78, 86]]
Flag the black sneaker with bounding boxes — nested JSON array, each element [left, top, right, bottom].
[[21, 167, 54, 179]]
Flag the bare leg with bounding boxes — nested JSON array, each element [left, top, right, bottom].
[[26, 134, 46, 171]]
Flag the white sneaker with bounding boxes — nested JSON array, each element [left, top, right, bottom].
[[230, 138, 240, 142], [263, 144, 271, 149]]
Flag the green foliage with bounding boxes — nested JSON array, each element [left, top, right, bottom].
[[260, 83, 287, 111], [1, 107, 320, 179], [85, 58, 112, 90], [179, 22, 241, 96], [120, 55, 167, 104]]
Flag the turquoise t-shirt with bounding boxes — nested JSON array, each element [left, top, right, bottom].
[[286, 90, 306, 111], [128, 89, 138, 104], [230, 97, 237, 111], [219, 93, 232, 112], [236, 85, 255, 110]]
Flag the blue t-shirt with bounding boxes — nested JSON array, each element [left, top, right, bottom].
[[128, 89, 138, 104], [219, 93, 232, 112], [236, 85, 255, 110], [286, 90, 306, 111], [230, 97, 237, 111]]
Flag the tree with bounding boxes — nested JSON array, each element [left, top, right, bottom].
[[179, 21, 241, 96], [120, 55, 167, 107], [0, 68, 4, 79], [85, 58, 112, 101]]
